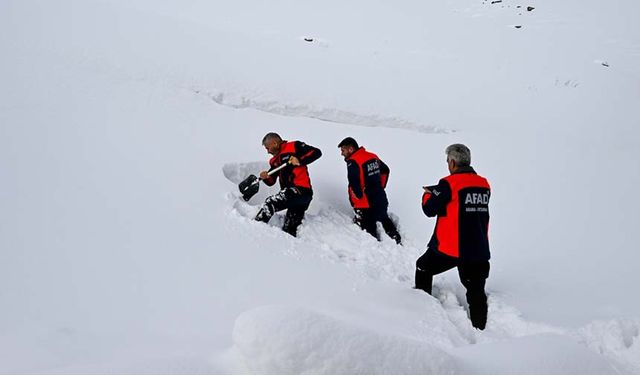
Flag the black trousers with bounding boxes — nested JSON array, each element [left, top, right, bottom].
[[255, 187, 312, 237], [415, 248, 490, 330], [354, 208, 402, 244]]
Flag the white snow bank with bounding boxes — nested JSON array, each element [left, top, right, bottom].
[[222, 302, 635, 375], [222, 161, 270, 185], [227, 305, 461, 375], [576, 318, 640, 374], [198, 89, 448, 134]]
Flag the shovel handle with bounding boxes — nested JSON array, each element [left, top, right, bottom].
[[258, 161, 290, 181]]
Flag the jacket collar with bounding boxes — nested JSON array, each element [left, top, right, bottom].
[[451, 166, 476, 175], [347, 146, 366, 161], [275, 140, 289, 155]]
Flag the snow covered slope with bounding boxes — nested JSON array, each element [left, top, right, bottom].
[[1, 0, 639, 374]]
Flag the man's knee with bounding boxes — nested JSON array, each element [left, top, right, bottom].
[[416, 252, 435, 273], [415, 253, 436, 294], [255, 202, 275, 222], [265, 190, 287, 207], [458, 261, 490, 283]]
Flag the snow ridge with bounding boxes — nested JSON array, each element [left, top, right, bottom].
[[197, 89, 449, 134]]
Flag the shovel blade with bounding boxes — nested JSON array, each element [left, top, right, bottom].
[[239, 174, 259, 201]]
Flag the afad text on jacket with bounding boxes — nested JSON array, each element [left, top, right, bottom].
[[346, 147, 389, 210], [422, 166, 490, 261]]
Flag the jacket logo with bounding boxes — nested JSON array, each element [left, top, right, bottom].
[[465, 192, 489, 205]]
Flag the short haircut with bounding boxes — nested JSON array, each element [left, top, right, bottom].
[[262, 132, 282, 145], [337, 137, 359, 149], [445, 143, 471, 166]]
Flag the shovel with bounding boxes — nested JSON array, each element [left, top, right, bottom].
[[238, 162, 289, 201]]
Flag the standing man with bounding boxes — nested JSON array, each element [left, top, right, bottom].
[[255, 132, 322, 237], [338, 137, 401, 244], [415, 144, 491, 330]]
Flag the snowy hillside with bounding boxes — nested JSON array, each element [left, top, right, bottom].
[[1, 0, 639, 374]]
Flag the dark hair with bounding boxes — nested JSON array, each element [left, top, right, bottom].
[[337, 137, 359, 149], [262, 132, 282, 145]]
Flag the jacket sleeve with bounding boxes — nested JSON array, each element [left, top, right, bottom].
[[347, 160, 363, 199], [262, 162, 278, 186], [379, 160, 390, 189], [422, 179, 451, 217], [295, 141, 322, 165]]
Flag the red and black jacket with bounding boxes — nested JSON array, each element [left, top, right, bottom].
[[263, 140, 322, 193], [422, 166, 491, 261], [346, 147, 390, 210]]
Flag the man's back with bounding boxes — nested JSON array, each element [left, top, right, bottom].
[[424, 167, 491, 261], [347, 147, 389, 211]]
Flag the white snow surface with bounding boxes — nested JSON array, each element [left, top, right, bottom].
[[1, 0, 640, 374]]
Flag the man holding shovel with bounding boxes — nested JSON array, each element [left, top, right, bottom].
[[252, 132, 322, 237]]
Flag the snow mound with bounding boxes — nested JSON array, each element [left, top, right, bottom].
[[576, 318, 640, 374], [229, 305, 462, 375]]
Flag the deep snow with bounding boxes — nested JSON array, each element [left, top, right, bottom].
[[1, 0, 639, 374]]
